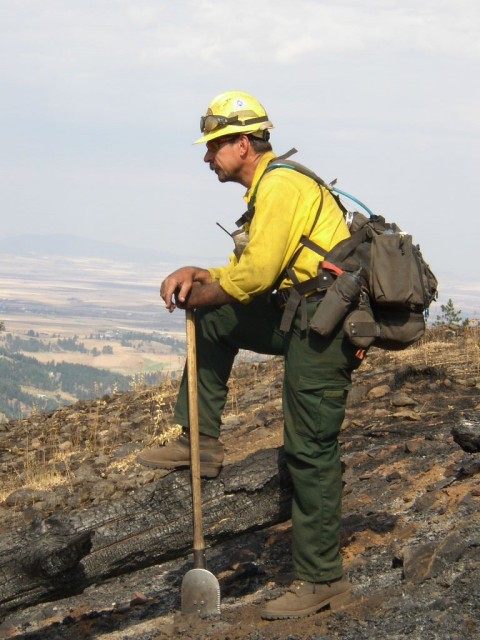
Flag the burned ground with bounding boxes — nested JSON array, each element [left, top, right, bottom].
[[0, 328, 479, 640]]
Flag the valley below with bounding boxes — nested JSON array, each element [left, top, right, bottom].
[[0, 251, 263, 421], [0, 253, 186, 420]]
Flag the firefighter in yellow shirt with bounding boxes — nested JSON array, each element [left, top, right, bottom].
[[138, 91, 362, 619]]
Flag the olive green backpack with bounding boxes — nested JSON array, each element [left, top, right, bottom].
[[240, 152, 439, 351]]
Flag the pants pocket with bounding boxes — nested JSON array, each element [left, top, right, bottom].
[[293, 378, 348, 446]]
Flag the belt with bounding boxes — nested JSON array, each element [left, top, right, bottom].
[[273, 288, 328, 332], [273, 288, 326, 309], [272, 271, 336, 332]]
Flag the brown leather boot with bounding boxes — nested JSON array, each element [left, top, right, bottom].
[[260, 578, 350, 620], [137, 432, 224, 478]]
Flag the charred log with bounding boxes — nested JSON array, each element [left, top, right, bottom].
[[0, 447, 292, 616]]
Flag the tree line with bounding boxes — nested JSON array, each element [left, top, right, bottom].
[[0, 349, 133, 421]]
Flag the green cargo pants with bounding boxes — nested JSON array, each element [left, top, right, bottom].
[[173, 295, 361, 583]]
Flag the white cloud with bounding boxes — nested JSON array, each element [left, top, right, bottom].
[[2, 0, 479, 87], [129, 1, 480, 63], [1, 0, 476, 131]]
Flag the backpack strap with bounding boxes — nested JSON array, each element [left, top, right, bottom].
[[276, 148, 299, 161], [264, 161, 333, 330], [235, 149, 299, 228], [323, 215, 384, 265], [236, 152, 338, 331], [300, 235, 330, 257]]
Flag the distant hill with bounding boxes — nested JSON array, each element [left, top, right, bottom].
[[0, 234, 181, 265]]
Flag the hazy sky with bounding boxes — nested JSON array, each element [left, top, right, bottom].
[[1, 1, 479, 281]]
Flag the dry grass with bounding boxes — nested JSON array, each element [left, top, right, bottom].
[[0, 442, 75, 504], [108, 423, 184, 475], [2, 327, 478, 505], [0, 381, 173, 503], [388, 325, 479, 377]]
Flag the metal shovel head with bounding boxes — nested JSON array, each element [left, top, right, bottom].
[[181, 567, 221, 616]]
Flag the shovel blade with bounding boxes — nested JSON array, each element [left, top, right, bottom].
[[181, 568, 221, 616]]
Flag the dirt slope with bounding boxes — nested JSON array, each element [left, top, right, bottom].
[[1, 327, 479, 640]]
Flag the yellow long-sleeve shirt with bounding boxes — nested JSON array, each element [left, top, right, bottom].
[[208, 152, 350, 303]]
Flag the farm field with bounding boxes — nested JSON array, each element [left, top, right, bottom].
[[0, 254, 186, 375], [1, 249, 478, 422], [0, 253, 190, 420]]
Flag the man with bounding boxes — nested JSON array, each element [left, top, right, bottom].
[[138, 91, 362, 619]]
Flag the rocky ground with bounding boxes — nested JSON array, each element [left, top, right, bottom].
[[0, 327, 479, 640]]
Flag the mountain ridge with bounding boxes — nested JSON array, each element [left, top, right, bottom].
[[0, 233, 181, 264]]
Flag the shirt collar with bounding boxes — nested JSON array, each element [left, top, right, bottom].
[[244, 152, 276, 203]]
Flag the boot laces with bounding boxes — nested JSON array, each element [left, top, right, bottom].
[[288, 580, 310, 593]]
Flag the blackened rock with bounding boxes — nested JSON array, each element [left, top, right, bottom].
[[5, 488, 50, 508], [454, 456, 480, 479], [452, 416, 480, 452], [402, 528, 475, 583], [414, 492, 438, 513], [386, 470, 402, 482], [391, 392, 417, 407]]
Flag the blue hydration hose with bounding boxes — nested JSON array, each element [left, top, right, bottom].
[[330, 187, 376, 218], [267, 162, 376, 218]]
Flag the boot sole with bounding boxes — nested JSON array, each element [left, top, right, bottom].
[[136, 455, 222, 478], [260, 590, 350, 620]]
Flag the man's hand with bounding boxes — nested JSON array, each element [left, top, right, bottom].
[[160, 266, 236, 311], [160, 266, 211, 312]]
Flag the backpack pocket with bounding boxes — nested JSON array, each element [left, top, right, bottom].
[[370, 232, 420, 307], [373, 307, 426, 350], [343, 299, 426, 351]]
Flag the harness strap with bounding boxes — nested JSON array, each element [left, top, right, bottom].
[[269, 165, 326, 296], [276, 148, 299, 161], [300, 235, 329, 258], [279, 288, 303, 333], [325, 219, 372, 264], [280, 268, 309, 332], [235, 151, 339, 332], [277, 269, 337, 331], [235, 149, 300, 227], [276, 269, 336, 303]]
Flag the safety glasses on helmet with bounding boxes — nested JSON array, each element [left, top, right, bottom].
[[200, 114, 269, 135], [200, 115, 239, 135]]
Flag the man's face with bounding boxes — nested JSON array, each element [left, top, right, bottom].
[[204, 136, 241, 183]]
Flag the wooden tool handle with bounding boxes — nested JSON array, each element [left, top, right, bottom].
[[186, 309, 206, 569]]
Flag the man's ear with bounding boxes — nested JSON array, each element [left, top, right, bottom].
[[237, 135, 251, 158]]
